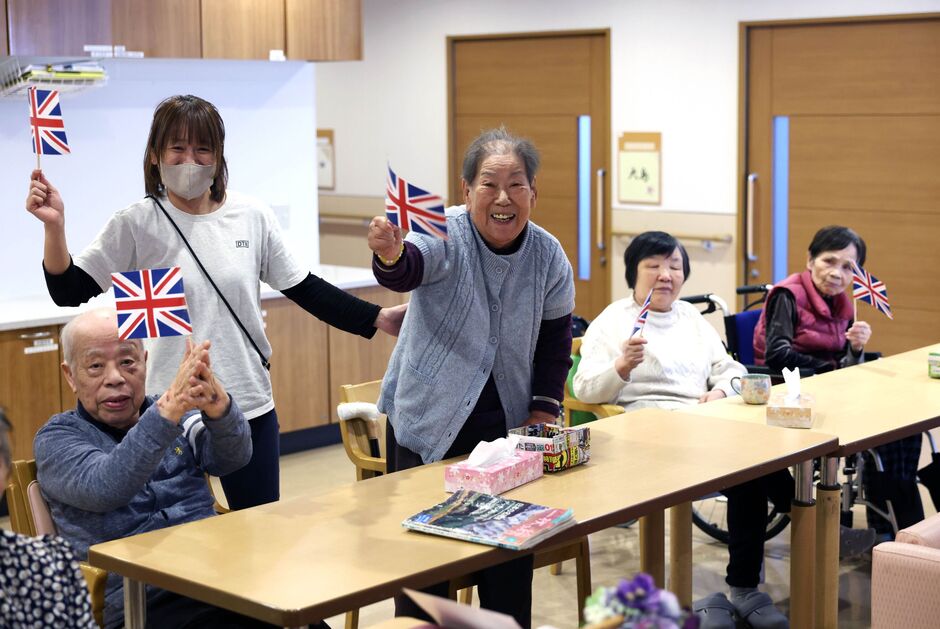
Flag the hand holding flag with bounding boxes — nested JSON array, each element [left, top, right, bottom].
[[851, 261, 893, 320], [385, 164, 447, 239], [111, 267, 193, 340]]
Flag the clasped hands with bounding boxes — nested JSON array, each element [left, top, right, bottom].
[[157, 339, 230, 424]]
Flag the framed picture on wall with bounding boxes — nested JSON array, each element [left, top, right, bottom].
[[617, 132, 661, 205], [317, 129, 335, 190]]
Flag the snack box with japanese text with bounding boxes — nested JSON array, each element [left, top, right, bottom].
[[508, 423, 591, 472]]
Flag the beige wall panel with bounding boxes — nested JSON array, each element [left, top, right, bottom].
[[286, 0, 362, 61], [328, 286, 404, 423], [789, 208, 940, 354], [789, 115, 940, 214], [0, 327, 63, 460], [112, 0, 202, 58], [453, 36, 592, 116], [264, 297, 331, 431], [201, 0, 284, 60], [772, 19, 940, 115]]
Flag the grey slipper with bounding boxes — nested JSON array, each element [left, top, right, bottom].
[[733, 591, 789, 629], [693, 592, 736, 629]]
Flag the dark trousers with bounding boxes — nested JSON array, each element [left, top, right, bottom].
[[146, 589, 331, 628], [864, 434, 925, 537], [721, 469, 794, 588], [386, 413, 535, 629], [219, 408, 280, 510]]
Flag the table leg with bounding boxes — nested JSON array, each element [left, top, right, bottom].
[[668, 501, 693, 607], [639, 511, 665, 587], [789, 460, 816, 629], [814, 456, 841, 629], [123, 577, 146, 629]]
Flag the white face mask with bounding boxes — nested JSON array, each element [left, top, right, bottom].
[[160, 162, 216, 200]]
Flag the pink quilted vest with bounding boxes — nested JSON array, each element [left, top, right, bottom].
[[753, 270, 852, 366]]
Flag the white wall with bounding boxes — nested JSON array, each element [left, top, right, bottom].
[[317, 0, 939, 213], [0, 58, 318, 301]]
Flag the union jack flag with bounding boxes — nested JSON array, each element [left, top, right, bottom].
[[111, 267, 193, 340], [852, 261, 893, 320], [27, 87, 70, 155], [385, 164, 447, 239], [631, 289, 654, 337]]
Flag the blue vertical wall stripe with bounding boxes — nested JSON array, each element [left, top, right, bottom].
[[772, 116, 790, 283], [577, 115, 591, 281]]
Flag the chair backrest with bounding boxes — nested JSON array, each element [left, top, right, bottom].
[[724, 309, 762, 365], [8, 459, 47, 537], [338, 380, 387, 480]]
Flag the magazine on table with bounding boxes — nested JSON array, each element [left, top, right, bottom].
[[402, 488, 575, 551]]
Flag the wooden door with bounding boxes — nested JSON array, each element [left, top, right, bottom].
[[263, 298, 331, 431], [1, 2, 9, 56], [7, 0, 111, 56], [742, 15, 940, 355], [0, 327, 63, 460], [112, 0, 201, 58], [449, 31, 611, 320], [201, 0, 285, 60]]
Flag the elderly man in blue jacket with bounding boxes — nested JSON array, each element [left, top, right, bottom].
[[33, 308, 272, 628]]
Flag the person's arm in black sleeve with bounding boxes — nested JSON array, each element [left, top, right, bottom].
[[281, 273, 381, 339], [528, 314, 573, 419], [43, 258, 105, 306], [764, 290, 834, 373]]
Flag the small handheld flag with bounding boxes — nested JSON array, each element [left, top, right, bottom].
[[385, 164, 447, 239], [852, 261, 893, 320], [631, 289, 654, 337], [27, 87, 70, 169], [111, 267, 193, 340]]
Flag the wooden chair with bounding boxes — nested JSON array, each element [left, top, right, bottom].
[[8, 459, 107, 628], [562, 337, 624, 427], [337, 381, 593, 627]]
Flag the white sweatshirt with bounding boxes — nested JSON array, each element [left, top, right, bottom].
[[573, 295, 746, 410]]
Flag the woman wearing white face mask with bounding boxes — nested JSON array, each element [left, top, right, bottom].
[[26, 95, 406, 511]]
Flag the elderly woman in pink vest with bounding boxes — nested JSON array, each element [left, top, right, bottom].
[[753, 225, 870, 371], [754, 225, 923, 543]]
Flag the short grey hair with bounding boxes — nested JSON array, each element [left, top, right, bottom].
[[61, 308, 143, 368], [461, 126, 540, 185]]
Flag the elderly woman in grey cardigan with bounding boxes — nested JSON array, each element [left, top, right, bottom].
[[367, 127, 575, 628]]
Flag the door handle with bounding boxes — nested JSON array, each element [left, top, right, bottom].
[[596, 168, 607, 266], [746, 173, 759, 277]]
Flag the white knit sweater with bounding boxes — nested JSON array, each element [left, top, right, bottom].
[[573, 295, 746, 410]]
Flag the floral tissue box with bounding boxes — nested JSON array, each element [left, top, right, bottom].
[[444, 449, 544, 495], [509, 423, 591, 472]]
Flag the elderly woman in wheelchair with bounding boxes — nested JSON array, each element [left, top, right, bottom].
[[754, 225, 925, 543]]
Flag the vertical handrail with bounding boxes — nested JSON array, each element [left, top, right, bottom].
[[596, 168, 607, 266]]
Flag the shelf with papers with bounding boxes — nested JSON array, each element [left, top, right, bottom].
[[0, 56, 107, 98]]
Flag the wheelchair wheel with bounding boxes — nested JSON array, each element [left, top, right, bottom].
[[691, 494, 790, 544]]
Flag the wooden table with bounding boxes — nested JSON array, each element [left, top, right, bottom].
[[685, 343, 940, 628], [89, 409, 836, 628]]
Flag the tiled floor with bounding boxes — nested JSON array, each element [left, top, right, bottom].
[[7, 437, 938, 628]]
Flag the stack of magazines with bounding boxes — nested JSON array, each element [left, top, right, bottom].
[[403, 489, 575, 550]]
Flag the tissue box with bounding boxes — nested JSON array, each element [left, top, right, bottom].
[[444, 449, 543, 494], [509, 423, 591, 472], [766, 392, 815, 428]]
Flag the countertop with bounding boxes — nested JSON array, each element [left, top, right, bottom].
[[0, 264, 378, 332]]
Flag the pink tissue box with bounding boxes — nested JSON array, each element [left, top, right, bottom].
[[444, 449, 544, 495]]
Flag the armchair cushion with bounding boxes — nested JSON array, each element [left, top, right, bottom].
[[896, 512, 940, 548], [872, 541, 940, 629]]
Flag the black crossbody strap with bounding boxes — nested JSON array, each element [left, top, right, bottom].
[[148, 194, 271, 371]]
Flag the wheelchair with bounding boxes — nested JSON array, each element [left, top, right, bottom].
[[684, 286, 937, 542]]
